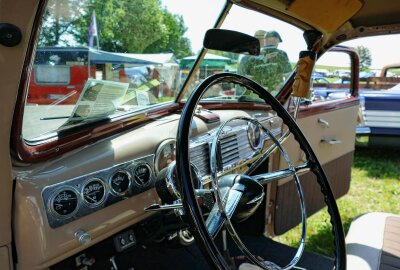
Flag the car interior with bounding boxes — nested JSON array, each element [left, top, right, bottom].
[[0, 0, 399, 270]]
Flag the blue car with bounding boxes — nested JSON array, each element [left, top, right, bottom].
[[356, 86, 400, 147]]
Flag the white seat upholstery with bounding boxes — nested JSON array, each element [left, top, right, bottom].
[[238, 212, 400, 270], [346, 212, 400, 270]]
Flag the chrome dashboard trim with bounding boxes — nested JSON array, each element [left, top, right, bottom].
[[154, 138, 176, 175], [247, 121, 263, 150], [42, 154, 155, 228]]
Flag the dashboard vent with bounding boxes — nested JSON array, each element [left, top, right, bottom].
[[190, 143, 210, 176], [220, 133, 239, 168]]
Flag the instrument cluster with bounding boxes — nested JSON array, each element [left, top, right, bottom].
[[42, 155, 155, 228]]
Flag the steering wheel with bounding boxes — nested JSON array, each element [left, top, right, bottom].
[[176, 73, 346, 270]]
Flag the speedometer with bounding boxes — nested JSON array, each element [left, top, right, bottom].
[[82, 179, 106, 207]]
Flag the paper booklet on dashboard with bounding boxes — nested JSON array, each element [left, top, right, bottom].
[[69, 78, 129, 120]]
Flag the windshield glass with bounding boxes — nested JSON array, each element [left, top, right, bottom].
[[22, 0, 306, 142], [23, 0, 224, 141], [184, 4, 306, 101]]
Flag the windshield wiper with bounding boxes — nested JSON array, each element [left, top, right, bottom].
[[41, 116, 81, 120]]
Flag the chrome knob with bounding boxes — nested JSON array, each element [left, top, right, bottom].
[[75, 229, 91, 245]]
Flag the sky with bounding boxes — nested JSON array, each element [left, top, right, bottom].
[[343, 36, 400, 70], [162, 0, 400, 70], [161, 0, 223, 53]]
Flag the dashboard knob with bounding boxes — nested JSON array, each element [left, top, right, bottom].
[[75, 229, 91, 245]]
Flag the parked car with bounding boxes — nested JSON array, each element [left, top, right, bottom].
[[312, 74, 331, 84], [313, 57, 400, 148], [0, 1, 398, 270], [356, 64, 400, 147]]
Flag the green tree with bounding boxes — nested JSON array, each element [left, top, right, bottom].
[[38, 0, 86, 46], [39, 0, 192, 57], [74, 0, 166, 52], [355, 45, 372, 71], [144, 11, 192, 59]]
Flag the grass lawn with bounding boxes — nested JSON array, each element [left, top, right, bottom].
[[275, 148, 400, 257]]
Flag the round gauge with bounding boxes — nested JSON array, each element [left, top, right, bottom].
[[247, 122, 262, 149], [133, 163, 152, 186], [110, 170, 131, 196], [82, 179, 106, 206], [155, 139, 176, 174], [50, 188, 79, 218]]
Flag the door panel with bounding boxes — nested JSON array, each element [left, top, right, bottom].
[[270, 47, 360, 235], [296, 103, 358, 165], [0, 246, 12, 270], [274, 151, 354, 235], [272, 101, 359, 235]]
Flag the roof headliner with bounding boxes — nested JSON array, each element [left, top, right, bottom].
[[242, 0, 400, 29], [351, 0, 400, 27], [239, 0, 400, 51]]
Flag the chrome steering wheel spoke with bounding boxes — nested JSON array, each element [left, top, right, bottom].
[[252, 162, 312, 185], [205, 186, 244, 238]]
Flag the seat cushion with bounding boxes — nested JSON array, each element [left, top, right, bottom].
[[346, 212, 400, 270]]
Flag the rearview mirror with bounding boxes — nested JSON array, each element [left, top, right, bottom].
[[203, 29, 260, 56]]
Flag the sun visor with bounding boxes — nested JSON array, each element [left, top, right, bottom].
[[288, 0, 363, 32]]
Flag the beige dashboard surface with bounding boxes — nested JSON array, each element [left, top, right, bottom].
[[13, 109, 276, 270]]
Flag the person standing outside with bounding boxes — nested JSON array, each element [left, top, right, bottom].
[[254, 30, 292, 93], [263, 31, 291, 73], [237, 30, 292, 94], [237, 30, 267, 77]]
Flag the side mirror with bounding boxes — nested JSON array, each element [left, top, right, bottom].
[[203, 29, 260, 56]]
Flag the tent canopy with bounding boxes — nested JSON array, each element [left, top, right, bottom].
[[180, 53, 233, 69], [35, 47, 177, 66]]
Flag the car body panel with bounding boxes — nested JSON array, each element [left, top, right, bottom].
[[0, 2, 39, 267]]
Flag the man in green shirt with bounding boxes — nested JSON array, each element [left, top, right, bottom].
[[238, 30, 292, 94], [237, 30, 267, 78], [249, 30, 292, 93]]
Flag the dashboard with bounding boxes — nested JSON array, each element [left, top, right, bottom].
[[40, 110, 282, 229], [13, 108, 282, 269]]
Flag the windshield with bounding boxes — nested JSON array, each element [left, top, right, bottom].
[[23, 0, 305, 142], [23, 0, 225, 141]]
